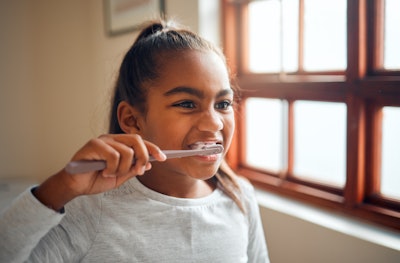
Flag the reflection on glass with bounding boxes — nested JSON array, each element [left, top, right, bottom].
[[304, 0, 347, 71], [384, 0, 400, 69], [245, 98, 286, 172], [293, 101, 347, 187], [380, 107, 400, 199]]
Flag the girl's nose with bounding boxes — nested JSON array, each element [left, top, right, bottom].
[[197, 109, 224, 132]]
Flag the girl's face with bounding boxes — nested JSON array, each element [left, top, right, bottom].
[[137, 50, 235, 180]]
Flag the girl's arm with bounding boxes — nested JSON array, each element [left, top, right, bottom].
[[240, 179, 270, 263], [0, 134, 166, 262], [0, 187, 65, 263]]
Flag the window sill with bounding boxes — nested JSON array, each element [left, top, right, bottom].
[[255, 188, 400, 251]]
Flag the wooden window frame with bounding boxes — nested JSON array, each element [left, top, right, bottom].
[[222, 0, 400, 231]]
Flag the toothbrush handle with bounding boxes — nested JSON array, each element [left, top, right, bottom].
[[65, 157, 158, 174], [65, 146, 223, 174], [65, 160, 107, 174]]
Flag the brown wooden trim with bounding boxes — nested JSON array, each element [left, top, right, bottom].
[[226, 108, 240, 169], [368, 69, 400, 77], [357, 203, 400, 230], [222, 0, 239, 76], [237, 98, 247, 169], [366, 194, 400, 212], [298, 0, 304, 71], [238, 73, 346, 84], [347, 0, 367, 81], [344, 95, 366, 207], [240, 3, 249, 74], [238, 167, 344, 204], [285, 173, 343, 196], [238, 82, 348, 102], [367, 104, 382, 195], [367, 0, 384, 71], [241, 168, 400, 231]]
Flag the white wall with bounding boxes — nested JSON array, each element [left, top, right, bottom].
[[261, 206, 400, 263], [257, 191, 400, 263]]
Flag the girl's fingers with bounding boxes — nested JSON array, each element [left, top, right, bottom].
[[81, 137, 124, 177], [110, 135, 166, 171], [109, 134, 150, 175], [144, 141, 167, 162], [70, 134, 164, 179], [99, 134, 165, 177], [101, 141, 134, 177]]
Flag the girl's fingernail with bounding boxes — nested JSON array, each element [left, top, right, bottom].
[[160, 151, 167, 160], [145, 162, 152, 170]]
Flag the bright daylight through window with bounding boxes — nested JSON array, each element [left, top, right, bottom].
[[248, 0, 346, 73], [293, 101, 347, 187], [245, 98, 286, 173], [383, 0, 400, 69], [380, 107, 400, 199]]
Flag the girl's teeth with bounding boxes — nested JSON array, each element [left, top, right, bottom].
[[190, 142, 216, 150]]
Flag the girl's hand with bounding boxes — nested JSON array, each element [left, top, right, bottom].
[[33, 134, 166, 211]]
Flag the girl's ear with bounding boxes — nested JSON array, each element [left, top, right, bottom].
[[117, 101, 143, 134]]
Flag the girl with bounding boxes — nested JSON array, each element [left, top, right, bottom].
[[0, 19, 269, 262]]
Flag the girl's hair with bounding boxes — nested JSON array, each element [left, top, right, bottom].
[[108, 19, 245, 213]]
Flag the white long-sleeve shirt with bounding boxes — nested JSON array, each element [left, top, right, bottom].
[[0, 177, 269, 262]]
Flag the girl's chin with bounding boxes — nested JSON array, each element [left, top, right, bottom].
[[153, 158, 221, 179], [188, 167, 220, 181]]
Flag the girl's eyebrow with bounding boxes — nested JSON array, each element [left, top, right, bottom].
[[163, 86, 233, 98], [164, 86, 204, 98], [217, 88, 234, 98]]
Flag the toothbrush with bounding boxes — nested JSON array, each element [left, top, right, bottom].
[[64, 145, 224, 174]]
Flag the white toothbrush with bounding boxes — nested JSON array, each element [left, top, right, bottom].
[[65, 145, 224, 174]]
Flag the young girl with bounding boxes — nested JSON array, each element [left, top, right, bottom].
[[0, 19, 269, 262]]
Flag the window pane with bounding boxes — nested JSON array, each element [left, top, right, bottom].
[[282, 0, 299, 72], [248, 0, 298, 73], [245, 98, 287, 172], [293, 101, 347, 187], [303, 0, 347, 71], [384, 0, 400, 69], [380, 107, 400, 199]]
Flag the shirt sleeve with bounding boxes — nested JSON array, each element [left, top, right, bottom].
[[0, 187, 64, 263], [0, 187, 102, 263], [240, 178, 270, 263]]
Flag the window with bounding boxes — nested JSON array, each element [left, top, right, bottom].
[[245, 98, 286, 172], [223, 0, 400, 230], [247, 0, 347, 73], [383, 0, 400, 70], [293, 101, 347, 187], [380, 107, 400, 199]]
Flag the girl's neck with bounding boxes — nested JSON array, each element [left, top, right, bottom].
[[137, 170, 216, 199]]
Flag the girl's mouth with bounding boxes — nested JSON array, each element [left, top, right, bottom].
[[188, 142, 224, 162]]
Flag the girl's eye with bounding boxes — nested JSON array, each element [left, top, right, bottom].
[[215, 100, 233, 110], [173, 101, 196, 109]]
